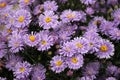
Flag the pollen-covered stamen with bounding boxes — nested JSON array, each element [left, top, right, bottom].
[[41, 40, 47, 45], [19, 67, 25, 73], [45, 17, 52, 23], [24, 0, 30, 3], [55, 60, 62, 66], [7, 29, 12, 33], [18, 16, 25, 22], [29, 35, 36, 42], [100, 45, 108, 52], [67, 13, 75, 19], [71, 57, 78, 64], [76, 43, 83, 48], [0, 2, 7, 8]]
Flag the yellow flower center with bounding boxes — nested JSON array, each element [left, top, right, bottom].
[[100, 45, 108, 52], [29, 35, 36, 42], [67, 14, 75, 19], [7, 29, 12, 33], [24, 0, 29, 3], [41, 40, 47, 45], [0, 2, 6, 8], [45, 17, 51, 23], [18, 16, 25, 22], [19, 67, 25, 73], [56, 60, 62, 66], [71, 57, 78, 64], [76, 43, 83, 48]]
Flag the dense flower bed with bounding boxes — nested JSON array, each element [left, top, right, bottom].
[[0, 0, 120, 80]]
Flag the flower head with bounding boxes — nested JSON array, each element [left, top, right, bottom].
[[95, 39, 114, 59], [71, 37, 90, 54], [43, 1, 58, 11], [37, 31, 54, 51], [66, 54, 84, 69], [50, 55, 67, 73], [39, 11, 58, 29], [23, 32, 40, 47], [13, 61, 32, 79], [14, 9, 31, 28]]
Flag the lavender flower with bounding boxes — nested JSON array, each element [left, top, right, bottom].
[[95, 39, 114, 59], [8, 31, 24, 53], [37, 31, 54, 51], [82, 62, 100, 77], [19, 0, 35, 7], [43, 1, 58, 11], [31, 64, 46, 80], [50, 55, 67, 73], [66, 54, 84, 69], [14, 9, 31, 28], [71, 37, 90, 54], [5, 54, 22, 71], [99, 21, 114, 35], [13, 61, 32, 79], [23, 32, 40, 47], [60, 10, 79, 23], [59, 41, 76, 57], [112, 8, 120, 22], [109, 28, 120, 40], [39, 11, 58, 29]]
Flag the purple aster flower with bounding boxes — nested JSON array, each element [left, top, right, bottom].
[[99, 21, 114, 35], [60, 10, 79, 23], [66, 54, 84, 70], [39, 11, 58, 29], [5, 54, 22, 71], [82, 62, 100, 77], [0, 42, 7, 58], [89, 16, 105, 27], [112, 8, 120, 22], [50, 55, 67, 73], [13, 61, 32, 79], [37, 31, 54, 51], [106, 64, 118, 76], [14, 9, 31, 28], [0, 77, 6, 80], [109, 28, 120, 40], [84, 33, 102, 53], [95, 39, 114, 59], [85, 7, 95, 15], [78, 11, 86, 22], [71, 37, 90, 54], [19, 0, 35, 8], [31, 64, 46, 80], [43, 1, 58, 11], [23, 32, 40, 47], [59, 41, 76, 57], [8, 31, 24, 53], [80, 0, 96, 5], [106, 77, 116, 80]]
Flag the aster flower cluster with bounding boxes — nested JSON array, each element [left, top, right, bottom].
[[0, 0, 120, 80]]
